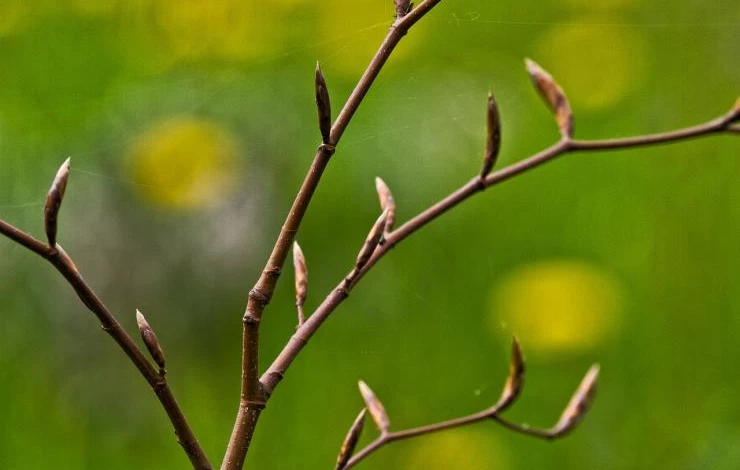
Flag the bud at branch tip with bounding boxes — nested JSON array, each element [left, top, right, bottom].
[[335, 408, 367, 470], [495, 336, 525, 412], [293, 241, 308, 325], [525, 58, 574, 138], [136, 309, 167, 373], [552, 364, 600, 436], [44, 157, 71, 248], [358, 380, 390, 433], [315, 62, 332, 145], [481, 91, 501, 179], [374, 177, 396, 234]]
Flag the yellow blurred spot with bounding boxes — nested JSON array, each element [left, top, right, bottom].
[[68, 0, 120, 15], [563, 0, 640, 10], [402, 429, 507, 470], [128, 117, 237, 209], [150, 0, 300, 63], [0, 1, 29, 36], [489, 261, 622, 354], [318, 0, 425, 75], [536, 19, 647, 110]]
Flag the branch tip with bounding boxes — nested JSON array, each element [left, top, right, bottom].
[[44, 157, 71, 248], [494, 336, 525, 412], [481, 91, 502, 178], [358, 380, 390, 433], [374, 177, 396, 234], [731, 96, 740, 122], [524, 58, 574, 138], [293, 241, 308, 324], [315, 62, 332, 144], [136, 309, 167, 373], [335, 408, 367, 470], [551, 364, 600, 437]]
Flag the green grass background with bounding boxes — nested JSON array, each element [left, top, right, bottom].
[[0, 1, 738, 469]]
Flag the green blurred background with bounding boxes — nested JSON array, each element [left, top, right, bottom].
[[0, 0, 738, 468]]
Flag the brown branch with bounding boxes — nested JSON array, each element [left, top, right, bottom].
[[336, 347, 599, 469], [0, 219, 212, 470], [339, 412, 552, 470], [222, 2, 445, 469], [261, 103, 739, 395]]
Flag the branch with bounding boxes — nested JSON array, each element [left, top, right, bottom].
[[222, 2, 445, 468], [336, 341, 600, 470], [261, 97, 738, 395], [0, 163, 212, 470]]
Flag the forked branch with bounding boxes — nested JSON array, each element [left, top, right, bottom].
[[335, 340, 600, 470], [223, 2, 445, 468], [1, 1, 737, 469], [0, 164, 212, 470], [261, 63, 739, 399]]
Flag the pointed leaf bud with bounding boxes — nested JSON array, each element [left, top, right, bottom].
[[293, 241, 308, 325], [525, 58, 574, 138], [315, 62, 332, 144], [394, 0, 412, 19], [551, 365, 599, 437], [136, 309, 166, 373], [44, 157, 71, 247], [335, 408, 367, 470], [358, 380, 390, 433], [494, 337, 525, 412], [374, 177, 396, 234], [730, 97, 740, 122], [481, 92, 502, 178], [355, 209, 388, 271]]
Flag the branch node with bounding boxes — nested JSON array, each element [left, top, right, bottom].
[[393, 0, 413, 20]]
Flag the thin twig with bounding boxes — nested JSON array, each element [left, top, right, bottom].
[[0, 220, 212, 470], [341, 363, 601, 470], [261, 106, 739, 394], [222, 2, 444, 469]]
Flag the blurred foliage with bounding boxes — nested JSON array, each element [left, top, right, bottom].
[[0, 1, 739, 469]]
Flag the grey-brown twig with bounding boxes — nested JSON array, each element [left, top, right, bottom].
[[336, 342, 599, 470], [255, 55, 736, 464], [2, 2, 737, 468], [260, 96, 739, 397], [0, 163, 212, 470], [221, 2, 444, 469]]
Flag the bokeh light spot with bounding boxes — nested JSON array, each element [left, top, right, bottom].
[[563, 0, 640, 11], [150, 1, 287, 63], [535, 20, 647, 110], [402, 429, 508, 470], [489, 260, 623, 355], [0, 1, 29, 36], [128, 117, 237, 209], [68, 0, 120, 16], [318, 1, 426, 75]]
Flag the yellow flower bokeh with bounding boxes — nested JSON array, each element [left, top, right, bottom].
[[402, 429, 508, 470], [316, 0, 425, 75], [562, 0, 641, 11], [535, 19, 647, 110], [67, 0, 121, 16], [0, 0, 29, 37], [489, 260, 623, 355], [127, 117, 237, 209]]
